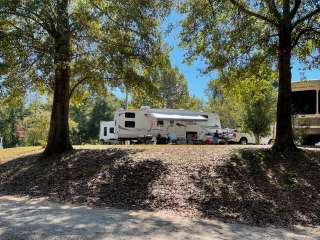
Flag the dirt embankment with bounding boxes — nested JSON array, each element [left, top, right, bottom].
[[0, 145, 319, 227]]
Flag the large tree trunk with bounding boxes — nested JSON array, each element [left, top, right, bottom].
[[272, 25, 298, 152], [44, 1, 72, 156], [254, 133, 260, 145]]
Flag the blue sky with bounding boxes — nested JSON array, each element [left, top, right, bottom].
[[162, 12, 214, 100], [162, 11, 320, 100]]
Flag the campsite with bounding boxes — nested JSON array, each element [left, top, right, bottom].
[[1, 0, 320, 239]]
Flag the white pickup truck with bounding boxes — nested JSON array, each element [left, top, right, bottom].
[[200, 128, 255, 145], [223, 129, 255, 145], [226, 128, 276, 145]]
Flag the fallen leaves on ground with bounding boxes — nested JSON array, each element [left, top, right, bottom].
[[0, 145, 319, 227]]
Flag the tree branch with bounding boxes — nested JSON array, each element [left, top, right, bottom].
[[290, 0, 301, 19], [291, 27, 320, 49], [69, 76, 89, 98], [89, 0, 144, 37], [263, 0, 281, 21], [229, 0, 279, 26], [283, 0, 290, 20], [293, 5, 320, 27]]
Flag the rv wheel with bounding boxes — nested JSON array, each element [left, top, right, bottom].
[[239, 137, 248, 145], [268, 139, 275, 145]]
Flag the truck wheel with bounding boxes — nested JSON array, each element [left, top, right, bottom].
[[268, 139, 275, 145], [239, 138, 248, 145]]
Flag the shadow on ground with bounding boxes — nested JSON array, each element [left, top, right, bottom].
[[0, 196, 318, 240], [0, 149, 168, 209], [192, 149, 320, 226], [1, 147, 320, 227]]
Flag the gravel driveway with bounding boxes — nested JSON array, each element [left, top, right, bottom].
[[0, 195, 319, 240]]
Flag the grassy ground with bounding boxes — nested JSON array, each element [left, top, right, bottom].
[[0, 146, 42, 164], [0, 145, 319, 227]]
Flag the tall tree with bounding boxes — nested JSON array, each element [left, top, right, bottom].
[[180, 0, 320, 151], [209, 60, 277, 143], [131, 60, 190, 109], [70, 94, 120, 144], [0, 102, 24, 148], [20, 101, 52, 146], [0, 0, 171, 155]]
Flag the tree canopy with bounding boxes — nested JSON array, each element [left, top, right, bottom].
[[208, 59, 277, 143], [0, 0, 172, 154], [130, 57, 204, 110], [180, 0, 320, 151]]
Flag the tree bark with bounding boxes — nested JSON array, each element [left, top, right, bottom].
[[272, 24, 298, 152], [44, 1, 73, 156], [254, 133, 260, 145]]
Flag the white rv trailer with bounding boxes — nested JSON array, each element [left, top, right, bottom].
[[0, 137, 3, 149], [291, 80, 320, 144], [100, 107, 221, 143]]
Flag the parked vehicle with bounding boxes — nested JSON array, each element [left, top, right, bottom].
[[291, 80, 320, 145], [100, 106, 221, 144], [224, 129, 255, 145], [0, 137, 3, 149]]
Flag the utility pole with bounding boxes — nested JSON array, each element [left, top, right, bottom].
[[125, 87, 129, 110]]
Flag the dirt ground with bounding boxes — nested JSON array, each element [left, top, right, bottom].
[[0, 145, 320, 227], [1, 195, 319, 240]]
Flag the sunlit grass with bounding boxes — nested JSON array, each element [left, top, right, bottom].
[[0, 146, 42, 164]]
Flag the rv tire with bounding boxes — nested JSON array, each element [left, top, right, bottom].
[[268, 139, 275, 145], [239, 137, 248, 145]]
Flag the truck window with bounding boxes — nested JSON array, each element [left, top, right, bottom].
[[125, 112, 135, 118], [292, 90, 317, 114], [157, 120, 164, 127], [104, 127, 108, 136], [201, 115, 208, 119], [125, 121, 135, 128], [109, 127, 114, 134]]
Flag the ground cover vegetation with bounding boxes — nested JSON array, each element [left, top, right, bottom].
[[0, 145, 319, 226]]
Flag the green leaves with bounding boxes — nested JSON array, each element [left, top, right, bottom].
[[0, 0, 173, 103], [207, 59, 276, 137], [179, 0, 320, 72], [130, 57, 203, 110], [180, 0, 277, 72]]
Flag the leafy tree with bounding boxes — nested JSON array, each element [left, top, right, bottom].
[[131, 61, 190, 109], [18, 99, 77, 146], [0, 102, 24, 148], [241, 93, 276, 144], [208, 60, 277, 143], [180, 0, 320, 151], [182, 96, 205, 111], [0, 0, 171, 155], [206, 97, 237, 129], [130, 57, 205, 111], [20, 104, 51, 146], [70, 94, 120, 144]]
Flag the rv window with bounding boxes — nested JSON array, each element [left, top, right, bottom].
[[292, 90, 317, 114], [109, 127, 114, 134], [125, 112, 135, 118], [170, 120, 174, 126], [104, 127, 108, 136], [157, 120, 164, 127], [125, 121, 135, 128]]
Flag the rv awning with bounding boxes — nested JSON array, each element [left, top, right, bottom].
[[150, 113, 207, 121]]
